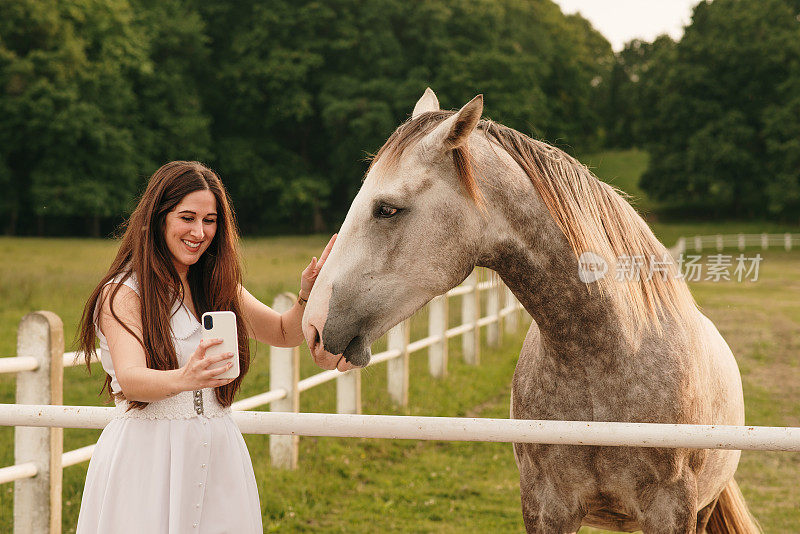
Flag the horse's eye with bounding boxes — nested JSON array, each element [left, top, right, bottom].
[[376, 204, 398, 218]]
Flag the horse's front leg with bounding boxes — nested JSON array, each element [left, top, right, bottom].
[[637, 468, 699, 534], [515, 443, 587, 533]]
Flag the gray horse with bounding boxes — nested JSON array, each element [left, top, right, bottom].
[[302, 89, 758, 533]]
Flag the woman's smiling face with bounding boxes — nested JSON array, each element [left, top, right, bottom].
[[164, 189, 218, 275]]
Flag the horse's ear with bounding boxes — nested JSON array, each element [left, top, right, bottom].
[[412, 87, 440, 118], [423, 94, 483, 151]]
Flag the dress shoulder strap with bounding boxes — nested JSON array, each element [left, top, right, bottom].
[[103, 270, 139, 295]]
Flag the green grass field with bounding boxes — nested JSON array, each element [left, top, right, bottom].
[[1, 150, 799, 532], [581, 149, 654, 215]]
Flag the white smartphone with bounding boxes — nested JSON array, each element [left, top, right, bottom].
[[201, 311, 240, 380]]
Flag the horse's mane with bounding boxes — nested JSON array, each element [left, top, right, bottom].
[[371, 111, 697, 332]]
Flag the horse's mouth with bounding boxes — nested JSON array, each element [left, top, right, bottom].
[[307, 325, 361, 372], [342, 335, 372, 368]]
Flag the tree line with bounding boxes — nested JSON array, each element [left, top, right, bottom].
[[2, 0, 799, 237], [0, 0, 612, 236], [605, 0, 800, 220]]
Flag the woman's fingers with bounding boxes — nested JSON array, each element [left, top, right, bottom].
[[301, 259, 315, 280], [300, 235, 336, 296], [210, 376, 236, 386], [318, 234, 337, 264], [201, 351, 235, 369], [180, 342, 236, 389], [194, 338, 223, 360], [206, 359, 234, 378]]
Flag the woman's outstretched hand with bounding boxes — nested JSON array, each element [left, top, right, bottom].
[[300, 233, 337, 298], [179, 338, 235, 390]]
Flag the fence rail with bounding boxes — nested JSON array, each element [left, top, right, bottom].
[[3, 404, 800, 452]]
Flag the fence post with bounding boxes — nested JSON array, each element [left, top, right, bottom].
[[785, 233, 792, 251], [676, 237, 686, 256], [336, 370, 361, 414], [386, 320, 409, 407], [738, 234, 745, 251], [761, 233, 768, 250], [487, 276, 500, 347], [428, 294, 448, 377], [269, 293, 299, 469], [14, 311, 63, 534], [694, 236, 702, 252], [504, 285, 518, 334], [461, 271, 479, 365], [716, 234, 723, 252]]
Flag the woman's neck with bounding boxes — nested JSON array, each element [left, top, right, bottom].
[[172, 260, 189, 283]]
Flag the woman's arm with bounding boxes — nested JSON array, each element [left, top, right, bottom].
[[98, 284, 234, 402], [239, 286, 306, 347], [239, 234, 337, 348]]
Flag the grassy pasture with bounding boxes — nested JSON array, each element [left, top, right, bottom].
[[581, 149, 653, 215], [1, 150, 799, 531]]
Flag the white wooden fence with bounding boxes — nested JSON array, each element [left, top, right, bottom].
[[669, 232, 799, 257], [0, 269, 525, 533]]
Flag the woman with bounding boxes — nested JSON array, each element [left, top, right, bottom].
[[75, 161, 335, 533]]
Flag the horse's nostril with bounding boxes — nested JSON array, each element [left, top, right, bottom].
[[342, 335, 371, 367], [308, 325, 321, 353]]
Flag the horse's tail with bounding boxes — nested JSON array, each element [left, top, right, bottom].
[[706, 478, 761, 534]]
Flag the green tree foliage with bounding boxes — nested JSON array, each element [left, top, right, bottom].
[[0, 0, 211, 235], [763, 60, 800, 216], [601, 36, 676, 148], [1, 0, 612, 235], [1, 0, 137, 233], [128, 0, 213, 171], [631, 0, 800, 218], [193, 0, 613, 232]]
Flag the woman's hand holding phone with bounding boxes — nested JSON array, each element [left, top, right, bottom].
[[179, 338, 236, 390], [201, 311, 240, 379]]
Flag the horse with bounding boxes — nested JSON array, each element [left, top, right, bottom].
[[301, 88, 759, 533]]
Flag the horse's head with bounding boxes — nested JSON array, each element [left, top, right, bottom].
[[302, 89, 489, 370]]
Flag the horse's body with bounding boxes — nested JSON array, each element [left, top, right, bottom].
[[302, 89, 757, 533], [504, 237, 743, 532]]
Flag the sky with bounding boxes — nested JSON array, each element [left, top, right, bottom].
[[552, 0, 703, 51]]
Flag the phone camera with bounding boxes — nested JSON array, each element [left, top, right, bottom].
[[203, 315, 213, 330]]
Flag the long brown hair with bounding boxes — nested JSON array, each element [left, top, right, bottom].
[[77, 161, 250, 409]]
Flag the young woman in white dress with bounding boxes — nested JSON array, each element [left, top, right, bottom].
[[75, 161, 335, 533]]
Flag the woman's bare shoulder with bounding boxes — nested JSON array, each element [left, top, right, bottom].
[[98, 282, 142, 334]]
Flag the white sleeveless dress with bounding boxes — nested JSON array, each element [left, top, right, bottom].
[[76, 272, 262, 534]]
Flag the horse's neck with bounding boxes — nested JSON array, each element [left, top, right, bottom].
[[474, 148, 633, 360], [484, 232, 632, 358]]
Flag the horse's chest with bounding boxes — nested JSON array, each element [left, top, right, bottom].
[[512, 339, 687, 423], [512, 352, 596, 420]]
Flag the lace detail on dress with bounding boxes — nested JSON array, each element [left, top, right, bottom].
[[170, 299, 203, 340], [113, 388, 231, 420]]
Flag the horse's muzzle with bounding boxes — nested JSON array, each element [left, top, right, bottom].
[[305, 323, 359, 372]]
